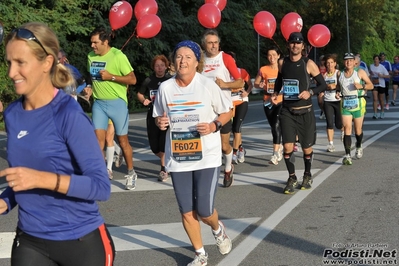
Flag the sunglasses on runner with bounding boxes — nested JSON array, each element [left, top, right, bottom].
[[11, 28, 49, 55]]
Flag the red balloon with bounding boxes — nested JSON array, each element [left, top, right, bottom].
[[307, 24, 331, 48], [134, 0, 158, 21], [253, 11, 276, 39], [280, 12, 303, 41], [205, 0, 227, 11], [136, 14, 162, 39], [197, 3, 221, 29], [109, 1, 133, 30]]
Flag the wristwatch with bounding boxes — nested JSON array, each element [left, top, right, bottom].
[[308, 89, 314, 96], [213, 120, 222, 132], [111, 76, 116, 81]]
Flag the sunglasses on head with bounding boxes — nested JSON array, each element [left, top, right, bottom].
[[12, 28, 49, 55]]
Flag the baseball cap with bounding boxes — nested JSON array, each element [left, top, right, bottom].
[[343, 52, 355, 60], [288, 32, 304, 43]]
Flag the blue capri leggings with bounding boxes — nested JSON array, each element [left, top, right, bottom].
[[171, 167, 219, 217]]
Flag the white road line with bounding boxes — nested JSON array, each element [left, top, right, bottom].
[[0, 218, 260, 259], [218, 122, 399, 266]]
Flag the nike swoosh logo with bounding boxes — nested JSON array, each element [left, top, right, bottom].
[[17, 131, 29, 139], [204, 68, 216, 73]]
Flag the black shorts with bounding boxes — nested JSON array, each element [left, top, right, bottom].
[[147, 106, 167, 154], [232, 102, 248, 133], [392, 81, 399, 86], [11, 224, 115, 266], [220, 119, 232, 135], [280, 106, 316, 148], [373, 86, 386, 94]]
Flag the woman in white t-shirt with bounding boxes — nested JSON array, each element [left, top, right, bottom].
[[153, 40, 233, 266], [322, 54, 343, 152], [369, 54, 390, 119]]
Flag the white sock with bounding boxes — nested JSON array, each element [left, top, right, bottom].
[[106, 146, 115, 171], [195, 247, 206, 255], [329, 141, 333, 145], [224, 150, 233, 172], [212, 225, 221, 235]]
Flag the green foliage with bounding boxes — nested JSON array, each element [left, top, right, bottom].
[[1, 0, 399, 115]]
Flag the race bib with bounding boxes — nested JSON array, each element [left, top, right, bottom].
[[372, 77, 379, 85], [325, 90, 335, 96], [343, 95, 360, 111], [90, 61, 106, 81], [264, 98, 272, 109], [283, 79, 300, 100], [150, 90, 157, 102], [231, 90, 242, 102], [266, 78, 276, 94], [171, 131, 203, 162]]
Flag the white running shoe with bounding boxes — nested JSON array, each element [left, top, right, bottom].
[[355, 147, 363, 159], [187, 253, 208, 266], [114, 151, 124, 168], [269, 154, 279, 165], [158, 171, 169, 182], [213, 221, 232, 255], [327, 144, 335, 152], [232, 153, 238, 164], [125, 171, 137, 190], [237, 147, 246, 163], [277, 145, 283, 161]]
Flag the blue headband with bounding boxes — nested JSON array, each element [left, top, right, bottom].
[[174, 40, 201, 62]]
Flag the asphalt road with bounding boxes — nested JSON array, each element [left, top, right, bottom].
[[0, 98, 398, 266]]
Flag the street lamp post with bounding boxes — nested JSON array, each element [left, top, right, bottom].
[[345, 0, 351, 52]]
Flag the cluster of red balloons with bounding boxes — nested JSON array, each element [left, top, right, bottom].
[[109, 1, 133, 31], [108, 0, 162, 39], [197, 0, 227, 29], [253, 11, 331, 48]]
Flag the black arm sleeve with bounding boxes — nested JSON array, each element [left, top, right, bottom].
[[138, 77, 151, 95], [274, 71, 283, 94], [85, 72, 92, 86], [311, 73, 327, 95]]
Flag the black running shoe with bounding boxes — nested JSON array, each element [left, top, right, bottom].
[[283, 176, 298, 194], [223, 165, 234, 187], [301, 174, 313, 190]]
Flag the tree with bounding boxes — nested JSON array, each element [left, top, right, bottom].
[[1, 0, 398, 117]]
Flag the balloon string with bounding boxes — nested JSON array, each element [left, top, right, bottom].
[[121, 28, 137, 51], [271, 38, 284, 56], [306, 45, 314, 58]]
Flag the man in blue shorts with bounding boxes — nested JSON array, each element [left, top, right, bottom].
[[86, 27, 138, 190]]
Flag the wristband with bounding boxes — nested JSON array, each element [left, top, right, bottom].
[[213, 120, 222, 132], [54, 173, 60, 192]]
